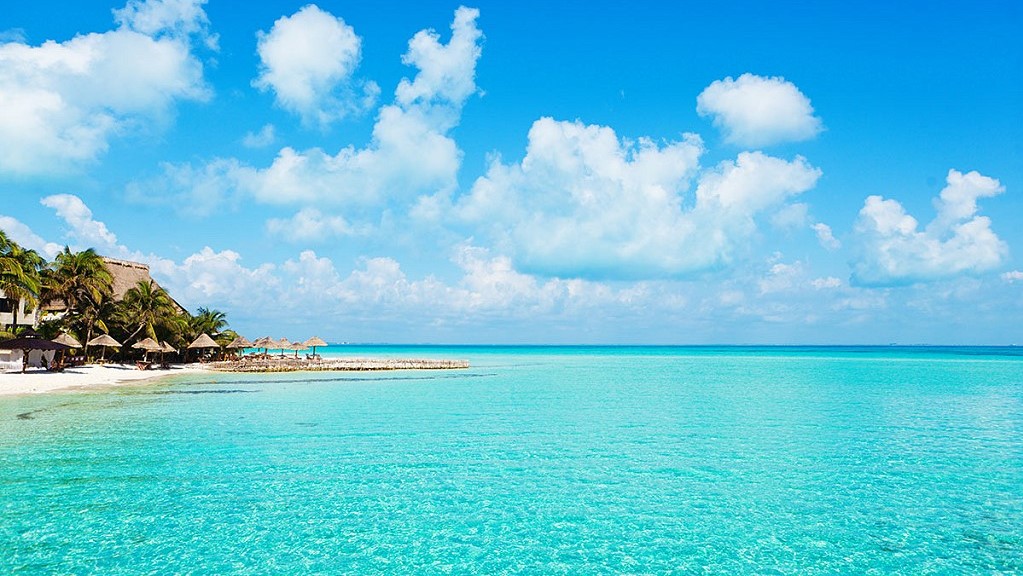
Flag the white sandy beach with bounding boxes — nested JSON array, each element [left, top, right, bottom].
[[0, 364, 213, 396]]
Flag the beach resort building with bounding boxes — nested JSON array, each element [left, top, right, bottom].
[[42, 257, 186, 318], [3, 257, 185, 371], [0, 290, 39, 328]]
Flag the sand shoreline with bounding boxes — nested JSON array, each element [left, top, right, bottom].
[[0, 364, 214, 397]]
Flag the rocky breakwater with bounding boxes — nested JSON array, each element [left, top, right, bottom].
[[206, 356, 470, 373]]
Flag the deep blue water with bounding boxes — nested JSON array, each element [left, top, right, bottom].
[[1, 346, 1021, 573]]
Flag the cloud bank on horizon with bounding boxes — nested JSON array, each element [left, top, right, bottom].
[[0, 0, 1019, 344]]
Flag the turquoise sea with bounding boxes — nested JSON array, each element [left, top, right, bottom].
[[2, 346, 1022, 574]]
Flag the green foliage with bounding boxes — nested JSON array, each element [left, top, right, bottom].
[[0, 228, 230, 361]]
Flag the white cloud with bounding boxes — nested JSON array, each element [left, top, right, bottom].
[[852, 169, 1008, 286], [0, 215, 62, 258], [114, 0, 217, 47], [812, 276, 842, 289], [126, 158, 244, 218], [759, 261, 803, 295], [696, 73, 823, 147], [266, 207, 369, 242], [0, 0, 211, 175], [253, 5, 375, 126], [241, 123, 275, 148], [459, 116, 821, 280], [1002, 271, 1023, 283], [17, 193, 1023, 343], [771, 202, 810, 230], [395, 6, 482, 111], [147, 6, 483, 221], [40, 194, 120, 252], [813, 222, 840, 250], [152, 247, 279, 308]]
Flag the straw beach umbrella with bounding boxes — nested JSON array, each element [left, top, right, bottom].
[[132, 337, 162, 363], [88, 334, 121, 362], [275, 337, 291, 357], [225, 335, 253, 359], [159, 341, 176, 365], [51, 333, 82, 368], [289, 341, 307, 359], [251, 336, 273, 356], [303, 336, 327, 358], [226, 335, 253, 349], [52, 333, 82, 348]]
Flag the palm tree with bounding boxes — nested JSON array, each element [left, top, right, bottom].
[[40, 247, 113, 354], [118, 280, 179, 344], [0, 234, 43, 331], [42, 247, 113, 314], [190, 307, 228, 338]]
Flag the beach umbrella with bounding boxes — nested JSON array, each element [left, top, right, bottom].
[[51, 333, 82, 368], [132, 337, 162, 362], [158, 341, 176, 364], [88, 334, 121, 361], [52, 333, 82, 348], [251, 336, 273, 355], [132, 337, 162, 351], [289, 341, 308, 359], [188, 333, 219, 349], [0, 329, 71, 372], [224, 335, 252, 359], [303, 336, 327, 357], [275, 337, 291, 356], [226, 335, 253, 349], [88, 334, 122, 362]]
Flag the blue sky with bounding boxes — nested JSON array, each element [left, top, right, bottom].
[[1, 0, 1021, 344]]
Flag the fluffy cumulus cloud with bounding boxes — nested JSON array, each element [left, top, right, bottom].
[[0, 0, 212, 175], [144, 6, 482, 221], [253, 5, 376, 126], [852, 169, 1008, 286], [11, 192, 1023, 343], [40, 194, 120, 252], [0, 215, 62, 258], [697, 73, 823, 147], [459, 117, 821, 279]]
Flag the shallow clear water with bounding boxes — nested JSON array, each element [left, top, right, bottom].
[[2, 346, 1021, 573]]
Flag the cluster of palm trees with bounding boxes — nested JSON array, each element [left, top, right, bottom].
[[1, 230, 233, 360]]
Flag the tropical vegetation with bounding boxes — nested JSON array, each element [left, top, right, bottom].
[[0, 230, 230, 360]]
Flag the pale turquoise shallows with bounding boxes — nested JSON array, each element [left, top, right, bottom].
[[1, 346, 1021, 574]]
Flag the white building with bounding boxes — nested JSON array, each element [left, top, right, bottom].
[[0, 290, 39, 328]]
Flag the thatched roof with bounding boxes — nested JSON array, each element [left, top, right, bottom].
[[226, 335, 253, 349], [102, 258, 187, 315], [88, 334, 122, 347], [52, 333, 83, 348], [188, 333, 219, 349], [132, 337, 162, 351], [304, 336, 327, 348], [159, 341, 176, 353], [44, 257, 188, 315]]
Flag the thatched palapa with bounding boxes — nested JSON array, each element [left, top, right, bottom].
[[188, 333, 220, 349], [52, 333, 83, 348]]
